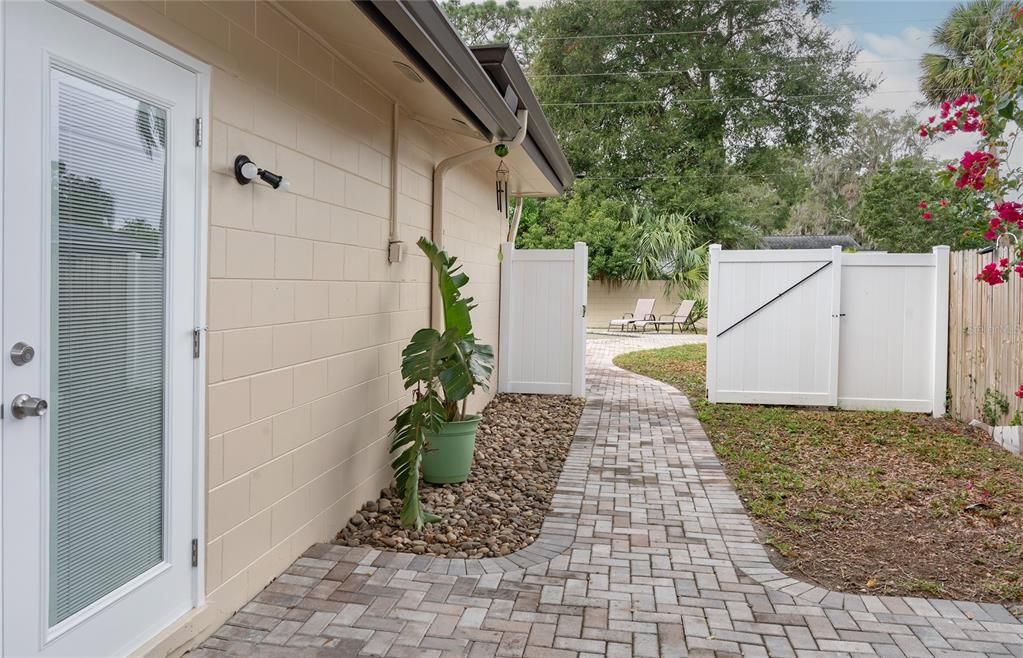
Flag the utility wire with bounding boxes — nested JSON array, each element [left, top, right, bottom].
[[580, 173, 797, 180], [533, 17, 942, 41], [541, 88, 915, 106], [529, 57, 920, 78]]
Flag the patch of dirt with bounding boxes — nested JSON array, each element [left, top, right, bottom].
[[334, 394, 585, 558], [743, 414, 1023, 603], [614, 344, 1023, 606]]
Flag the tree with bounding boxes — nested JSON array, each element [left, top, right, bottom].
[[856, 158, 987, 252], [527, 0, 874, 243], [914, 8, 1023, 398], [516, 181, 636, 280], [787, 110, 931, 239], [628, 207, 708, 298], [441, 0, 536, 63], [920, 0, 1012, 105]]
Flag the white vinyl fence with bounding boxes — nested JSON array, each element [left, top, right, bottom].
[[706, 245, 950, 416], [499, 242, 587, 396]]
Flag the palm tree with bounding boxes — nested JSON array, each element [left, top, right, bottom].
[[627, 206, 708, 301], [920, 0, 1011, 104]]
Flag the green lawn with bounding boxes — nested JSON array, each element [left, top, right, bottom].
[[614, 344, 1023, 605]]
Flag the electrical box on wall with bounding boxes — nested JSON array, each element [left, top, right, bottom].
[[388, 241, 405, 264]]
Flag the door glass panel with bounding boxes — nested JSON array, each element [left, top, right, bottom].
[[49, 67, 168, 625]]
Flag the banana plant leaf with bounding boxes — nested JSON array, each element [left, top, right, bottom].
[[389, 391, 445, 529], [418, 237, 475, 337], [388, 238, 497, 529]]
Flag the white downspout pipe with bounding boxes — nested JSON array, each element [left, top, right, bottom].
[[430, 109, 528, 328], [388, 102, 401, 262], [507, 195, 524, 243]]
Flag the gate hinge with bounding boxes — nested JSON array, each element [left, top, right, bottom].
[[194, 117, 203, 147], [191, 539, 199, 567], [581, 304, 587, 318], [192, 327, 205, 359]]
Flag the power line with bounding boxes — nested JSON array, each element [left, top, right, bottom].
[[529, 57, 920, 78], [533, 17, 942, 41], [580, 173, 798, 180], [541, 88, 915, 106]]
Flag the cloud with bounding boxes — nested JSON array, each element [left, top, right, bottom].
[[834, 24, 978, 161]]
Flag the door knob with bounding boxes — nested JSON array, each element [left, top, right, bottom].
[[11, 394, 48, 419], [10, 342, 35, 366]]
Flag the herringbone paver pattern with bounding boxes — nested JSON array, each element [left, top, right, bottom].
[[197, 334, 1023, 657]]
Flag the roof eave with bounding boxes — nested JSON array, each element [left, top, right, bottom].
[[353, 0, 521, 142], [354, 1, 573, 196], [470, 44, 574, 194]]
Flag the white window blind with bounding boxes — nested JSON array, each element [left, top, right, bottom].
[[50, 67, 168, 624]]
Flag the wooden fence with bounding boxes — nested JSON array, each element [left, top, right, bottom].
[[947, 247, 1023, 424]]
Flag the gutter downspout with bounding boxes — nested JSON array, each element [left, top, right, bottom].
[[430, 108, 528, 328], [507, 195, 524, 243], [388, 102, 402, 263]]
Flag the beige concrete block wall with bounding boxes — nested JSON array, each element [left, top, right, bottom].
[[587, 280, 682, 329], [96, 0, 510, 646]]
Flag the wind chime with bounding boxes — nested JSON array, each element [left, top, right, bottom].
[[495, 159, 510, 218]]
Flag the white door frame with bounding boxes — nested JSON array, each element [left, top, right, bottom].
[[0, 0, 210, 649]]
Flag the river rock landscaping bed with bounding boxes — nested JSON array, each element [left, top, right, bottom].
[[334, 393, 585, 558]]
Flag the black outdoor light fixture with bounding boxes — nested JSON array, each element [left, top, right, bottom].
[[234, 154, 290, 191]]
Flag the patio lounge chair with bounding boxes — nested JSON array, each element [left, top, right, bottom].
[[634, 300, 698, 333], [607, 298, 655, 332]]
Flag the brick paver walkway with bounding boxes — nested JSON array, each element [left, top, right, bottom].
[[198, 334, 1023, 657]]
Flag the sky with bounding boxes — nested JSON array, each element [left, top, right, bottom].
[[821, 0, 975, 161], [483, 0, 979, 161]]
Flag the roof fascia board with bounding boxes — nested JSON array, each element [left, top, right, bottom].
[[355, 0, 521, 141], [472, 45, 574, 191]]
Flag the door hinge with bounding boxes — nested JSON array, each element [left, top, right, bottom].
[[192, 327, 203, 358], [194, 117, 203, 147], [191, 539, 199, 567]]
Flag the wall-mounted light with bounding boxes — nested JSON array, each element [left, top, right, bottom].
[[234, 155, 290, 191]]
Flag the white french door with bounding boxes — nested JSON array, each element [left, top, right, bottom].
[[2, 2, 204, 655]]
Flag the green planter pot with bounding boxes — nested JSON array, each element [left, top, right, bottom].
[[422, 415, 481, 484]]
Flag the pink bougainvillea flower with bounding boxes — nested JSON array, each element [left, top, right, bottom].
[[955, 151, 997, 190], [940, 198, 949, 207], [1015, 384, 1023, 399], [994, 201, 1023, 228], [922, 212, 933, 221], [919, 201, 928, 209], [977, 261, 1007, 285]]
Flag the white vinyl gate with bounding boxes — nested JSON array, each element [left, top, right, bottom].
[[499, 242, 587, 396], [706, 245, 950, 416]]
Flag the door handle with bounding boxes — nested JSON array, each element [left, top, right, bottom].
[[11, 394, 48, 419]]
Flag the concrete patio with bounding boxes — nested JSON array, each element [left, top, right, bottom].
[[195, 333, 1023, 657]]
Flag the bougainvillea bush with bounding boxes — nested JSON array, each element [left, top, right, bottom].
[[917, 7, 1023, 400]]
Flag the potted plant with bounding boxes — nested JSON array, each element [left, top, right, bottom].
[[390, 237, 495, 529]]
